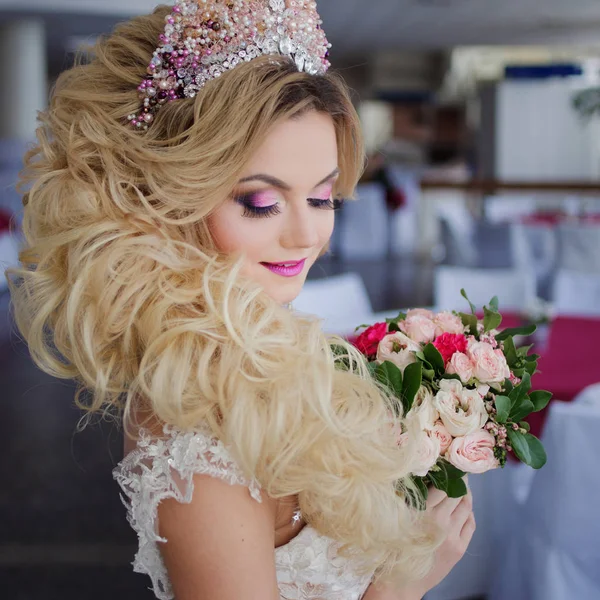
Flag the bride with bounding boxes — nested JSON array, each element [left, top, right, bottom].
[[7, 1, 475, 598]]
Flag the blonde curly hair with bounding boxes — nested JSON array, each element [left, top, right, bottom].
[[6, 4, 439, 585]]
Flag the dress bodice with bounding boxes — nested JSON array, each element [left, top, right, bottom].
[[112, 425, 374, 600]]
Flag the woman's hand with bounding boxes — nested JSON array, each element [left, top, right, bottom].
[[407, 484, 476, 598], [363, 483, 476, 600]]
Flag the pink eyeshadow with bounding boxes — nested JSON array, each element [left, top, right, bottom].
[[314, 183, 334, 200], [250, 190, 280, 207]]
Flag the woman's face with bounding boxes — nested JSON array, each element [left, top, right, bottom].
[[209, 110, 339, 305]]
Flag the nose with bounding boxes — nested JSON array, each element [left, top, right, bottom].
[[280, 201, 320, 250]]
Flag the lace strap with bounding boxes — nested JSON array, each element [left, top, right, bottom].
[[113, 424, 262, 600]]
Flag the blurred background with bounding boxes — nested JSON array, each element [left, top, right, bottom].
[[1, 0, 600, 598]]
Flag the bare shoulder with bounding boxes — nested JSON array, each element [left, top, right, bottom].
[[158, 471, 280, 600]]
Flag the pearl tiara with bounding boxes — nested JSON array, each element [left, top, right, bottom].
[[128, 0, 331, 130]]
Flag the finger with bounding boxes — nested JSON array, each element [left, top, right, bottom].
[[432, 495, 463, 519], [460, 513, 476, 541], [452, 490, 473, 514], [426, 487, 447, 508]]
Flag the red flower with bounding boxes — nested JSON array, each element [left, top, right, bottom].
[[433, 332, 468, 364], [353, 322, 388, 357]]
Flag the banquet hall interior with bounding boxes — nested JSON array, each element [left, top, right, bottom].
[[1, 1, 599, 598]]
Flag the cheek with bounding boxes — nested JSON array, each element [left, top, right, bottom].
[[209, 206, 276, 256]]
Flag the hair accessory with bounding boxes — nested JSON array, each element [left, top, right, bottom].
[[128, 0, 331, 130]]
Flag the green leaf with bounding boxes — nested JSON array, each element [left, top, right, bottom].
[[402, 362, 423, 414], [437, 459, 466, 480], [507, 430, 547, 469], [517, 344, 534, 358], [510, 398, 535, 422], [495, 395, 511, 424], [375, 361, 403, 398], [404, 476, 428, 510], [386, 311, 407, 323], [503, 336, 519, 367], [509, 372, 532, 409], [528, 390, 552, 412], [388, 321, 401, 333], [503, 378, 514, 395], [423, 343, 445, 375], [428, 466, 448, 490], [519, 421, 531, 432], [445, 477, 468, 498], [460, 289, 477, 315], [483, 306, 503, 332], [459, 312, 478, 336], [489, 296, 499, 312], [495, 324, 537, 342], [354, 324, 372, 332]]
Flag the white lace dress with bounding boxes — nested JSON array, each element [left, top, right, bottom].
[[113, 425, 375, 599]]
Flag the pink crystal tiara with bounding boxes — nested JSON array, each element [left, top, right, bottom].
[[127, 0, 331, 130]]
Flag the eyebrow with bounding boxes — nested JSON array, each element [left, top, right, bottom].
[[237, 167, 340, 191]]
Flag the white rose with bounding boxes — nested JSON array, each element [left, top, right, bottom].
[[400, 430, 441, 477], [434, 379, 489, 437], [376, 331, 420, 373], [467, 340, 511, 384], [406, 386, 439, 431]]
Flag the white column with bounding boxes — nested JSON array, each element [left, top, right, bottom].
[[0, 19, 48, 141]]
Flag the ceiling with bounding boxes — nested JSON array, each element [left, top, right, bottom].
[[2, 0, 600, 73]]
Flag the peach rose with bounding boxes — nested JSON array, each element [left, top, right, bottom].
[[429, 421, 453, 454], [434, 379, 488, 437], [467, 340, 511, 384], [406, 386, 439, 431], [434, 311, 466, 337], [446, 430, 499, 474], [376, 331, 420, 373], [400, 314, 437, 344], [446, 352, 474, 384], [400, 430, 441, 477]]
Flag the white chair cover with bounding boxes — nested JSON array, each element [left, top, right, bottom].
[[337, 183, 389, 260], [557, 223, 600, 273], [489, 401, 600, 600], [293, 272, 373, 336], [574, 383, 600, 407], [433, 266, 537, 312], [551, 270, 600, 317], [510, 223, 558, 296]]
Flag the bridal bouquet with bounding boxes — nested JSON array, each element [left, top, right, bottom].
[[347, 291, 550, 504]]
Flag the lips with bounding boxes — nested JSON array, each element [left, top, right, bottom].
[[260, 258, 307, 278]]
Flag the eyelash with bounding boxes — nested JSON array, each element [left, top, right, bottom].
[[234, 195, 344, 219]]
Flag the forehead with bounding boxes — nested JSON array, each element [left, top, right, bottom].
[[241, 111, 338, 186]]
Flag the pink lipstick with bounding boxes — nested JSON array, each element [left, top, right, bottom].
[[260, 259, 306, 277]]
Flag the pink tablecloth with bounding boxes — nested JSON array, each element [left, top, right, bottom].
[[528, 316, 600, 437]]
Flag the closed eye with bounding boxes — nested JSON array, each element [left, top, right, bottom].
[[308, 198, 345, 210]]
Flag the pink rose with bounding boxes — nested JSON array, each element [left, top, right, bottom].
[[354, 322, 388, 356], [446, 430, 499, 474], [400, 430, 441, 477], [433, 333, 468, 364], [446, 352, 474, 383], [434, 311, 466, 337], [400, 314, 437, 344], [376, 331, 420, 373], [467, 340, 511, 384], [434, 379, 488, 436], [407, 308, 435, 319], [429, 421, 452, 454]]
